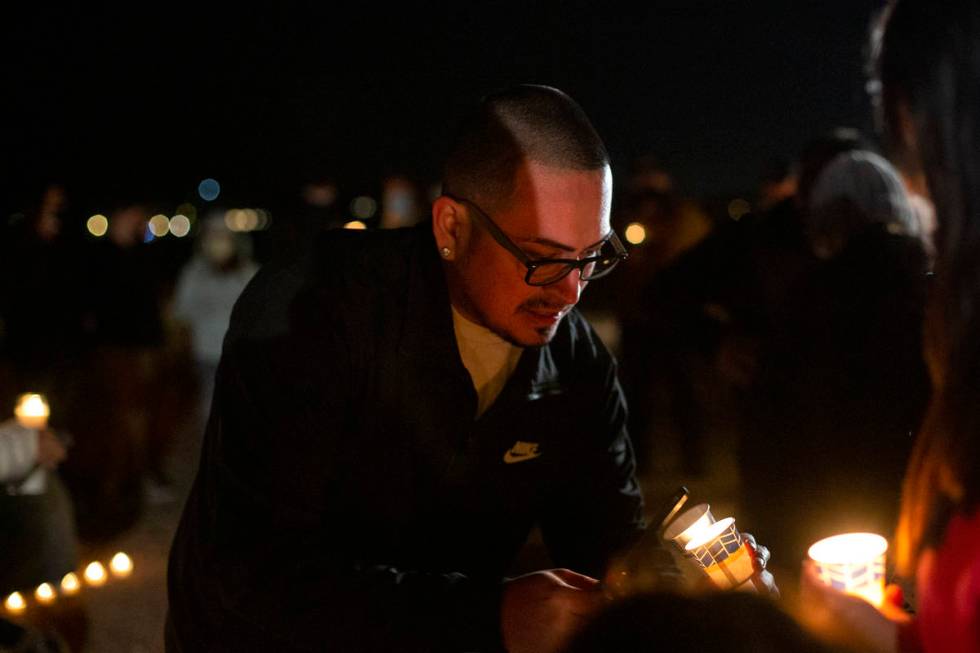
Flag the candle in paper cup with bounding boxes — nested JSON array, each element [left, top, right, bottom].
[[60, 572, 81, 595], [14, 393, 49, 430], [34, 583, 56, 605], [4, 592, 26, 614], [662, 503, 716, 551], [685, 517, 756, 589], [110, 552, 133, 578], [808, 532, 888, 607], [84, 562, 107, 587]]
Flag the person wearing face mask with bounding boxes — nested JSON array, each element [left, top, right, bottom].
[[173, 214, 259, 420]]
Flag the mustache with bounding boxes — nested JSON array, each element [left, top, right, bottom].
[[521, 296, 572, 312]]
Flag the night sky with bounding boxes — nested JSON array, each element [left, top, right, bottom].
[[3, 1, 886, 217]]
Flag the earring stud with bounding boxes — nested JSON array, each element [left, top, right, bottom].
[[441, 247, 452, 258]]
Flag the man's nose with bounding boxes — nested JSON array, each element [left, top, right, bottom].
[[549, 269, 586, 306]]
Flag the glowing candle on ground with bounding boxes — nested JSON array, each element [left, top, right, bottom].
[[5, 592, 26, 614], [34, 583, 56, 605], [808, 533, 888, 607], [110, 552, 133, 578], [14, 393, 49, 430], [84, 562, 107, 586], [60, 572, 81, 595]]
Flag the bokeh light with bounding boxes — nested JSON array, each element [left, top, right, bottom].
[[175, 202, 198, 222], [110, 552, 133, 578], [84, 561, 107, 586], [148, 214, 170, 237], [350, 196, 378, 219], [4, 592, 25, 614], [169, 215, 192, 238], [728, 198, 752, 221], [87, 214, 108, 237], [34, 583, 55, 605], [198, 178, 221, 202], [60, 573, 80, 595], [625, 222, 647, 245], [343, 220, 367, 230]]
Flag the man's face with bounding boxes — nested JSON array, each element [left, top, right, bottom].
[[453, 160, 612, 347]]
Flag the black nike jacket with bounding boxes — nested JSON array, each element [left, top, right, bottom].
[[166, 221, 651, 652]]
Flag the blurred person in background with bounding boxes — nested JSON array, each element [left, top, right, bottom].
[[602, 157, 717, 478], [741, 150, 930, 574], [0, 418, 80, 653], [173, 213, 259, 422], [275, 176, 344, 260], [380, 174, 423, 229], [66, 201, 166, 535], [756, 157, 799, 213], [0, 182, 87, 418], [0, 418, 76, 599], [800, 1, 980, 651]]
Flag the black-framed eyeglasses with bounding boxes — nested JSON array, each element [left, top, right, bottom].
[[444, 194, 628, 286]]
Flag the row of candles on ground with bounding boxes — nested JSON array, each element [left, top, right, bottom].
[[11, 395, 887, 608], [662, 491, 888, 607], [8, 394, 135, 615], [4, 553, 134, 614]]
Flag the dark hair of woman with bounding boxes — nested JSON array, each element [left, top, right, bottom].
[[876, 0, 980, 576]]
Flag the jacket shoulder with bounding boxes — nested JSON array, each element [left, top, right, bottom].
[[550, 309, 617, 375], [225, 225, 425, 346]]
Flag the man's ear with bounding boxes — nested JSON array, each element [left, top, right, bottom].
[[432, 196, 470, 261]]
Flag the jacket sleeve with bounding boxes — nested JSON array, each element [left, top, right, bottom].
[[537, 355, 677, 583], [169, 279, 505, 653]]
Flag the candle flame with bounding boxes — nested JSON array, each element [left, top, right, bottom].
[[685, 517, 736, 551], [14, 393, 50, 429], [4, 592, 26, 613], [35, 583, 56, 604], [84, 562, 107, 586], [808, 533, 888, 564], [60, 572, 81, 595], [15, 394, 49, 417], [110, 552, 133, 577]]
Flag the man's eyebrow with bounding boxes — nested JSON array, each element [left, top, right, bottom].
[[519, 234, 611, 253]]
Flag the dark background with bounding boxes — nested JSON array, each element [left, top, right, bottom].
[[2, 1, 885, 217]]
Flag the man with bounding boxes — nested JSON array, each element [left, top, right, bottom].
[[167, 85, 666, 653]]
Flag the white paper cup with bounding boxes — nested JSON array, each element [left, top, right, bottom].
[[662, 503, 715, 551], [684, 517, 755, 589], [808, 532, 887, 607], [14, 393, 49, 430]]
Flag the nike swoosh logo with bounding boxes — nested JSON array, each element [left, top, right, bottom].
[[503, 442, 541, 464]]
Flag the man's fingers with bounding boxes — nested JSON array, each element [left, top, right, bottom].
[[753, 570, 780, 599], [742, 532, 770, 570], [551, 568, 601, 590], [562, 584, 607, 618]]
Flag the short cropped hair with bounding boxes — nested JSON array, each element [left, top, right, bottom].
[[442, 85, 609, 211]]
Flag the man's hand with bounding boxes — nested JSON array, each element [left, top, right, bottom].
[[501, 569, 606, 653], [36, 429, 67, 470], [742, 532, 780, 597]]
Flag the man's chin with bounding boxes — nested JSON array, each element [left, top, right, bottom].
[[482, 311, 565, 348], [503, 322, 560, 348]]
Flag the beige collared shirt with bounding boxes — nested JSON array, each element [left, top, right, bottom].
[[451, 307, 523, 417]]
